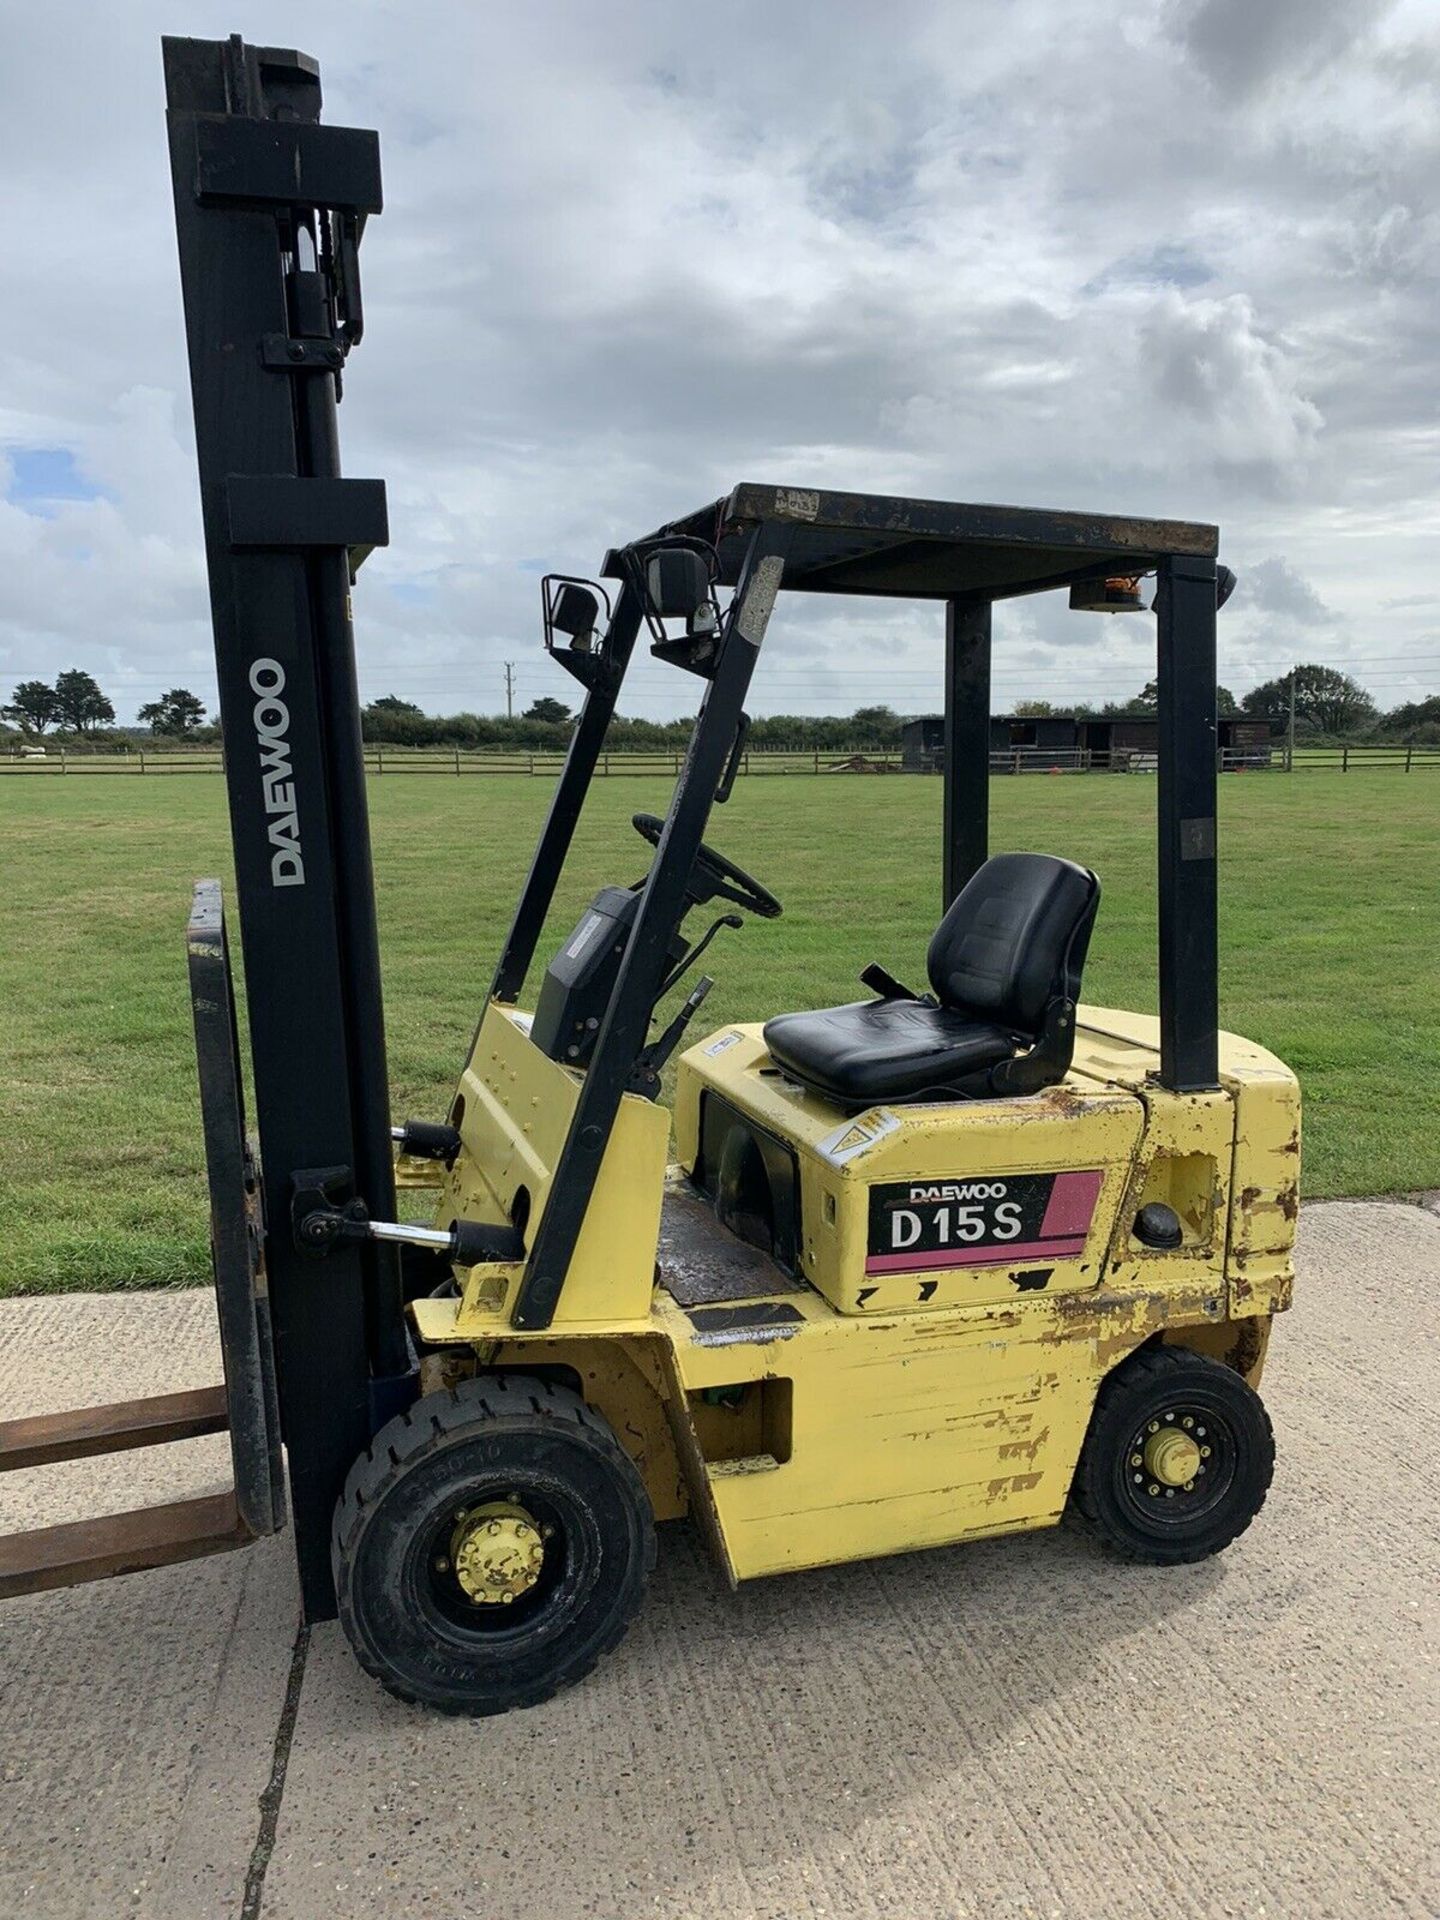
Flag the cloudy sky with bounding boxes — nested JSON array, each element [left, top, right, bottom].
[[1, 0, 1436, 723]]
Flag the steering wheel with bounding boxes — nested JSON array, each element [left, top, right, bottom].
[[631, 813, 783, 920]]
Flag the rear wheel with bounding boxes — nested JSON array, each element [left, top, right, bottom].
[[1070, 1346, 1274, 1564], [332, 1375, 655, 1715]]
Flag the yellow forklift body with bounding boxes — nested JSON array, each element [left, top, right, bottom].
[[409, 1004, 1299, 1585], [427, 1002, 669, 1326]]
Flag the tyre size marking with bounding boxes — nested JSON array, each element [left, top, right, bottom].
[[865, 1169, 1104, 1275]]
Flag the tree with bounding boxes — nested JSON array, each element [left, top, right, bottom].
[[2, 680, 60, 734], [848, 704, 902, 745], [366, 694, 423, 717], [1011, 700, 1055, 718], [1098, 683, 1157, 716], [523, 696, 572, 725], [1242, 663, 1376, 737], [1378, 694, 1440, 741], [1216, 684, 1237, 716], [137, 687, 206, 735], [53, 668, 115, 733]]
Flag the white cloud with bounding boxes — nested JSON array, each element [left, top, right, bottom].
[[1, 0, 1436, 722]]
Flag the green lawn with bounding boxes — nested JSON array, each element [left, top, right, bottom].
[[1, 769, 1435, 1294]]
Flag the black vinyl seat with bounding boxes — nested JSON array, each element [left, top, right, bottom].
[[763, 853, 1100, 1107]]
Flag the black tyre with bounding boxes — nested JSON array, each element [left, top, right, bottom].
[[332, 1374, 656, 1715], [1070, 1345, 1274, 1564]]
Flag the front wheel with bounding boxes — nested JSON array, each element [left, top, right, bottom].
[[1070, 1345, 1274, 1564], [332, 1375, 655, 1715]]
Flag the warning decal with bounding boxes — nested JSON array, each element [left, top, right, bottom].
[[865, 1169, 1104, 1275]]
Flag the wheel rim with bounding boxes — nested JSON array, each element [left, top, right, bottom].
[[410, 1476, 596, 1643], [1117, 1402, 1237, 1529], [449, 1501, 547, 1606]]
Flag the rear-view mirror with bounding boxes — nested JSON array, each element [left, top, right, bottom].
[[552, 582, 601, 642], [645, 548, 711, 622]]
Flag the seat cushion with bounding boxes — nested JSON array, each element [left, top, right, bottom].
[[762, 999, 1016, 1107]]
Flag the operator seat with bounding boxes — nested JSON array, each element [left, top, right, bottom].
[[762, 853, 1099, 1108]]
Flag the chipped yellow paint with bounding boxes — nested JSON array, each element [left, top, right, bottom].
[[406, 1002, 1300, 1585]]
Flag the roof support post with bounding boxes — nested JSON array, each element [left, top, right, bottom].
[[943, 596, 991, 909], [488, 584, 644, 1010], [510, 522, 793, 1331], [1155, 553, 1219, 1091]]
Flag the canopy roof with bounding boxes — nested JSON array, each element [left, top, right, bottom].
[[636, 483, 1218, 603]]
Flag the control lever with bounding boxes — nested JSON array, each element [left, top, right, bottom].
[[860, 962, 922, 1001], [657, 913, 742, 999], [628, 977, 716, 1099]]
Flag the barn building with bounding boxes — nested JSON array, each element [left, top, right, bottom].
[[900, 713, 1271, 772]]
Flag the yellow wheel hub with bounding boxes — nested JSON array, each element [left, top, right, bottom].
[[1143, 1427, 1202, 1488], [450, 1501, 546, 1605]]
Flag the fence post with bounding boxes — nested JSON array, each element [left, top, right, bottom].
[[454, 746, 460, 775], [1406, 744, 1413, 772], [1342, 745, 1348, 773], [140, 750, 146, 774]]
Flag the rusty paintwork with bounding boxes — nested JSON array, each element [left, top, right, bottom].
[[406, 1003, 1299, 1585]]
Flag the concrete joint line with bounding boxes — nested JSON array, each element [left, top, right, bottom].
[[239, 1623, 311, 1920]]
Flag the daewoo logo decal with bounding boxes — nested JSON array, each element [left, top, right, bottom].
[[249, 658, 305, 888]]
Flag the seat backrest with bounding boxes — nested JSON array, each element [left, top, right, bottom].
[[926, 852, 1100, 1034]]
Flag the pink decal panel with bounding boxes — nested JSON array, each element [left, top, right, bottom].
[[1039, 1169, 1105, 1241], [862, 1166, 1108, 1278]]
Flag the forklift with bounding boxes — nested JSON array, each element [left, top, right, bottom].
[[0, 35, 1300, 1717]]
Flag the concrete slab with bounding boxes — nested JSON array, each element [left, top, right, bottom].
[[264, 1201, 1440, 1920], [1, 1203, 1437, 1919], [0, 1293, 296, 1920]]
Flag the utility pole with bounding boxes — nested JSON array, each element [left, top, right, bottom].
[[1286, 666, 1296, 773], [504, 662, 515, 720]]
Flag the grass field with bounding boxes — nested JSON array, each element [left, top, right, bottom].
[[1, 770, 1435, 1295]]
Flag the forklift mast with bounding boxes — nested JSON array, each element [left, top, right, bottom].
[[162, 35, 408, 1616]]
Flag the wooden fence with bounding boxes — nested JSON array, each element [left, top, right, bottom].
[[4, 742, 1437, 777], [0, 745, 905, 778]]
